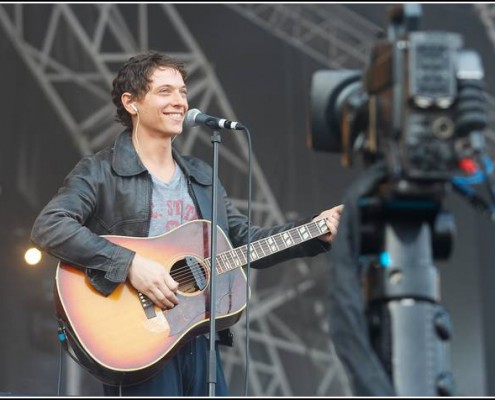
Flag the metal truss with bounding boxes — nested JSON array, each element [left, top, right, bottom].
[[226, 3, 383, 69], [0, 3, 352, 396]]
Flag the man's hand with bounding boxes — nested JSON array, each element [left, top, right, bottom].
[[127, 253, 179, 309], [313, 204, 344, 243]]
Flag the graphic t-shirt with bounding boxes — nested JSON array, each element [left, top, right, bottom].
[[149, 163, 220, 342], [149, 164, 198, 236]]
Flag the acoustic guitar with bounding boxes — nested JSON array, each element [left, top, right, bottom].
[[54, 218, 330, 386]]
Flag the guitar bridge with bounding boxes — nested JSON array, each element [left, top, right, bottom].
[[138, 292, 156, 319]]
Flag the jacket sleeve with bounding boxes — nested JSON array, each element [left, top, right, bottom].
[[30, 156, 135, 294], [221, 183, 331, 270]]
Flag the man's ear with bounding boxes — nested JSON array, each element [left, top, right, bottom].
[[121, 92, 137, 114]]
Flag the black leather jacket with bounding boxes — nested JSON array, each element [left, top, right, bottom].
[[31, 130, 330, 296]]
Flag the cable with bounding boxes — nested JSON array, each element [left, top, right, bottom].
[[57, 326, 66, 396], [472, 142, 495, 206], [452, 151, 495, 220], [238, 126, 253, 397], [132, 111, 142, 157]]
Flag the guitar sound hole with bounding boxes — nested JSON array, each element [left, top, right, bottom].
[[170, 256, 209, 294]]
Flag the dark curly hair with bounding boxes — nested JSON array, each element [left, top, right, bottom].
[[111, 51, 188, 129]]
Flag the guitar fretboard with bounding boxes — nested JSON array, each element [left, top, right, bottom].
[[205, 218, 330, 274]]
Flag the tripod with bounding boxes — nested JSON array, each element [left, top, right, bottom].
[[361, 188, 456, 396]]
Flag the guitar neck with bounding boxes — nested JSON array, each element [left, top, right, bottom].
[[209, 218, 330, 274]]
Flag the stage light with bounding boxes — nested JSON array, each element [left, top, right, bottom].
[[24, 247, 42, 266]]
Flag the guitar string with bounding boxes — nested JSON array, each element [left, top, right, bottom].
[[168, 221, 327, 282], [165, 220, 329, 287], [150, 220, 329, 290]]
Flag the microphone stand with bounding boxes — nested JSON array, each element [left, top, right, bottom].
[[207, 128, 221, 396]]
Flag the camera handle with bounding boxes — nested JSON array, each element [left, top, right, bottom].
[[363, 211, 456, 396]]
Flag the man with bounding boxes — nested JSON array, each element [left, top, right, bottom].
[[31, 50, 343, 396]]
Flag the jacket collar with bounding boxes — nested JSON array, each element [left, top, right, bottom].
[[172, 147, 211, 186], [111, 129, 211, 185], [112, 130, 147, 176]]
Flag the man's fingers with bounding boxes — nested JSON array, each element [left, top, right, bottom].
[[149, 285, 179, 309]]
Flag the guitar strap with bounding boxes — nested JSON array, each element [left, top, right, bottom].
[[56, 319, 97, 372]]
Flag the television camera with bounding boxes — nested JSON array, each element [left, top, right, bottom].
[[308, 4, 494, 396]]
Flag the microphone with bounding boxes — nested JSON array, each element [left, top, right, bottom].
[[184, 108, 245, 130]]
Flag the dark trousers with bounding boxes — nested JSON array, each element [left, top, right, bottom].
[[103, 335, 228, 396]]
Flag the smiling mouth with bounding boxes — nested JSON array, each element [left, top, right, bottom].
[[165, 113, 184, 121]]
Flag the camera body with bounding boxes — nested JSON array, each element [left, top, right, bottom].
[[308, 6, 486, 197]]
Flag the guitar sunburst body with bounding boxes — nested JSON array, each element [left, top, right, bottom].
[[55, 220, 248, 386], [54, 217, 330, 386]]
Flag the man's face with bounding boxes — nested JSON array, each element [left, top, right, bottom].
[[136, 67, 188, 137]]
